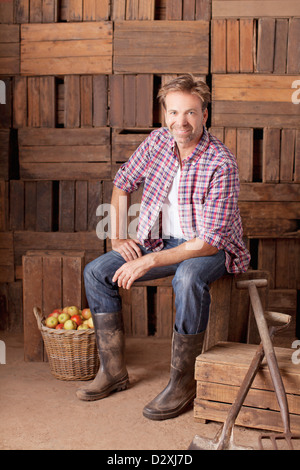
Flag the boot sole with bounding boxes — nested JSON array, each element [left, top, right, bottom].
[[142, 394, 195, 421], [76, 376, 129, 402]]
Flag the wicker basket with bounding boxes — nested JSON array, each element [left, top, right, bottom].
[[33, 307, 99, 381]]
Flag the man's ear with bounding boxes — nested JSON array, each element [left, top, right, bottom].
[[203, 108, 208, 126]]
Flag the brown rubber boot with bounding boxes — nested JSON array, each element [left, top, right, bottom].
[[142, 328, 205, 420], [76, 311, 129, 401]]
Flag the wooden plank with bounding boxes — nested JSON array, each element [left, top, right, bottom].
[[36, 181, 53, 232], [20, 162, 111, 181], [280, 129, 295, 182], [18, 127, 110, 146], [0, 130, 10, 180], [83, 0, 110, 20], [80, 75, 93, 128], [24, 181, 37, 231], [42, 0, 57, 23], [13, 77, 27, 128], [226, 19, 239, 73], [212, 0, 300, 18], [211, 19, 226, 73], [138, 0, 155, 19], [274, 19, 288, 74], [23, 255, 44, 361], [239, 18, 253, 73], [87, 181, 102, 231], [59, 181, 75, 232], [194, 398, 300, 433], [75, 181, 88, 232], [27, 77, 40, 127], [9, 180, 24, 230], [21, 22, 112, 75], [114, 21, 209, 74], [295, 130, 300, 182], [62, 255, 84, 308], [93, 75, 107, 127], [123, 75, 136, 127], [236, 128, 253, 182], [42, 255, 62, 315], [67, 0, 82, 21], [136, 74, 153, 127], [64, 75, 80, 128], [131, 286, 148, 336], [109, 75, 124, 127], [263, 128, 280, 182], [156, 286, 173, 338], [239, 183, 300, 202], [0, 232, 14, 283], [166, 0, 182, 19], [256, 18, 275, 73], [0, 181, 8, 231], [287, 18, 300, 74], [39, 76, 55, 127], [14, 0, 29, 23]]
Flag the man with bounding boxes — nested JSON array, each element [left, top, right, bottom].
[[76, 74, 250, 421]]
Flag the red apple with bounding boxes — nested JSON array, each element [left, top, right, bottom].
[[71, 314, 82, 327], [55, 323, 64, 330], [45, 316, 58, 329], [48, 312, 59, 319], [81, 308, 92, 320]]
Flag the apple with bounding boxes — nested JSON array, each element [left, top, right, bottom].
[[62, 306, 70, 313], [45, 316, 58, 329], [77, 324, 89, 330], [64, 319, 77, 330], [71, 314, 82, 327], [81, 308, 92, 320], [68, 306, 80, 316], [58, 312, 71, 324], [55, 323, 64, 330], [87, 317, 94, 329], [48, 312, 59, 319]]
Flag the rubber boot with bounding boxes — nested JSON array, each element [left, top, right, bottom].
[[142, 328, 205, 420], [76, 311, 129, 401]]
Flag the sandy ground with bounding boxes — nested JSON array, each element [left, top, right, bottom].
[[0, 331, 271, 453]]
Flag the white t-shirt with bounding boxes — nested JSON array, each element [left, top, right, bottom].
[[162, 166, 184, 239]]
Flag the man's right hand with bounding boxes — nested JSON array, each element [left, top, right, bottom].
[[111, 239, 143, 262]]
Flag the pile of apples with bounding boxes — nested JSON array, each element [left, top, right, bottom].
[[45, 306, 93, 330]]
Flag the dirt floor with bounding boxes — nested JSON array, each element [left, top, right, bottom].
[[0, 331, 277, 452]]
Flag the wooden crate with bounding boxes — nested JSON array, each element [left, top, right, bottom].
[[23, 250, 87, 361], [18, 128, 111, 180], [212, 74, 300, 128], [194, 341, 300, 432], [211, 18, 300, 74], [113, 20, 209, 74], [20, 22, 112, 75], [109, 75, 153, 128], [0, 232, 14, 283]]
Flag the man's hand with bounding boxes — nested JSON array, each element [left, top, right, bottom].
[[111, 238, 142, 262], [112, 255, 152, 290]]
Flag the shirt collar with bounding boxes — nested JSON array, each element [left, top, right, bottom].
[[166, 127, 210, 162]]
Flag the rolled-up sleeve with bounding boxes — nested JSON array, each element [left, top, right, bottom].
[[199, 162, 240, 249], [113, 136, 151, 193]]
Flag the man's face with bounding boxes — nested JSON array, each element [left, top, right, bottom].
[[164, 91, 208, 149]]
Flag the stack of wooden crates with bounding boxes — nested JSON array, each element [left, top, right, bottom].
[[0, 1, 299, 369]]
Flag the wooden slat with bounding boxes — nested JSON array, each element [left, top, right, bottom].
[[212, 0, 300, 18], [211, 19, 226, 73], [287, 18, 300, 74], [114, 21, 209, 74], [0, 232, 14, 283], [263, 128, 280, 182], [21, 22, 112, 75], [226, 19, 239, 73], [274, 19, 288, 74], [256, 18, 275, 73]]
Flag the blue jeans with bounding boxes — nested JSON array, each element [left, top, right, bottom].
[[83, 238, 227, 335]]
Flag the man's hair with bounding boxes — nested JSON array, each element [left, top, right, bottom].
[[157, 74, 211, 111]]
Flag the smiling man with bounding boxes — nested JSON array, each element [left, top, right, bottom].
[[76, 74, 250, 420]]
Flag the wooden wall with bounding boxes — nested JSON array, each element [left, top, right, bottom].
[[0, 0, 299, 336]]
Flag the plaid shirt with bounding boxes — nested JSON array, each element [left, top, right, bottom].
[[113, 127, 250, 273]]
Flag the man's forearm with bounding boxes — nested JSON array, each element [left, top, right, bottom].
[[147, 238, 219, 269], [110, 186, 130, 239]]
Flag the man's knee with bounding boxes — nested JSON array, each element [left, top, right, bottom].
[[172, 263, 206, 293]]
